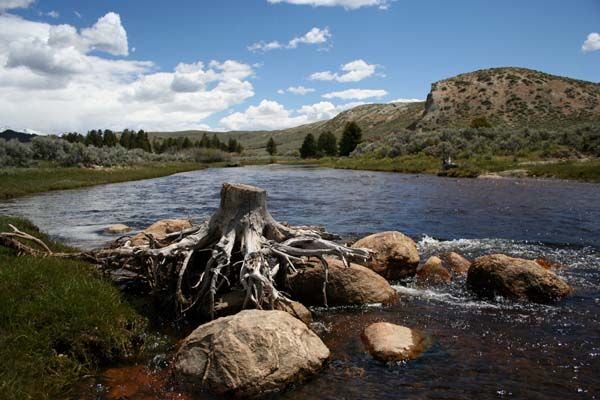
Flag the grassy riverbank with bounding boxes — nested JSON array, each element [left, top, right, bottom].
[[278, 156, 600, 183], [0, 216, 147, 400], [0, 162, 207, 200]]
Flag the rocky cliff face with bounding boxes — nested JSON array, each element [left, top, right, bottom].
[[412, 67, 600, 129]]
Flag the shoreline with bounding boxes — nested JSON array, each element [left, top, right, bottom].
[[1, 156, 598, 202], [0, 162, 210, 200], [264, 156, 600, 184]]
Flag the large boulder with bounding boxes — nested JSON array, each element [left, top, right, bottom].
[[352, 231, 420, 280], [203, 291, 312, 325], [467, 254, 572, 303], [362, 322, 426, 362], [416, 256, 452, 286], [130, 219, 192, 246], [289, 258, 399, 307], [174, 310, 329, 397]]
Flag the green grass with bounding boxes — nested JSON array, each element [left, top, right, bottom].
[[0, 216, 147, 400], [0, 162, 206, 200], [527, 159, 600, 182], [288, 155, 442, 174]]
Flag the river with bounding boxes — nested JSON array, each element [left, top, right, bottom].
[[1, 165, 599, 399]]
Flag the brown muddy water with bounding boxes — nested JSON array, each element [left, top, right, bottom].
[[1, 165, 599, 399]]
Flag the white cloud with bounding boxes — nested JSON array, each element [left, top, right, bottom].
[[0, 12, 256, 132], [46, 10, 59, 18], [220, 99, 360, 130], [0, 0, 34, 11], [81, 12, 128, 56], [288, 27, 331, 48], [582, 32, 600, 53], [74, 11, 82, 19], [266, 0, 390, 10], [323, 88, 387, 100], [389, 98, 422, 103], [248, 27, 331, 52], [248, 40, 282, 52], [310, 59, 378, 82], [279, 85, 315, 95]]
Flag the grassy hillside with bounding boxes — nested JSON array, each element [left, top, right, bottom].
[[413, 67, 600, 129], [150, 101, 424, 156], [149, 67, 600, 159]]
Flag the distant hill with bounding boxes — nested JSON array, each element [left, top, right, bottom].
[[151, 101, 424, 156], [0, 129, 38, 143], [153, 67, 600, 156], [412, 67, 600, 130]]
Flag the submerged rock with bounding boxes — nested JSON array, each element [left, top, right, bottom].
[[104, 224, 131, 234], [467, 254, 572, 303], [352, 231, 420, 280], [289, 258, 399, 306], [416, 256, 452, 285], [174, 310, 329, 397], [130, 219, 192, 246], [362, 322, 426, 362]]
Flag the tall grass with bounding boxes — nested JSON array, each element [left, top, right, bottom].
[[0, 216, 146, 400]]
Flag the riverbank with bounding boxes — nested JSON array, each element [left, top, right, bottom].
[[274, 156, 600, 183], [0, 216, 147, 400], [0, 162, 208, 200]]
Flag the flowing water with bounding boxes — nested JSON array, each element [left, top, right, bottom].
[[1, 165, 599, 399]]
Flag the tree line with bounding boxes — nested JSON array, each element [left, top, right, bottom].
[[298, 122, 362, 158], [62, 129, 243, 154]]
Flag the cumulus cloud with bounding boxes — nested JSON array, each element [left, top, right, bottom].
[[0, 0, 34, 11], [582, 32, 600, 53], [389, 98, 422, 103], [310, 59, 379, 82], [278, 86, 315, 95], [0, 12, 255, 132], [81, 12, 129, 56], [220, 99, 359, 130], [248, 27, 331, 52], [323, 88, 387, 100], [266, 0, 390, 10]]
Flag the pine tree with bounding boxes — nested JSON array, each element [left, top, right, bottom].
[[266, 137, 277, 156], [120, 129, 132, 149], [299, 134, 317, 159], [339, 122, 362, 156], [199, 133, 210, 148], [317, 131, 337, 157]]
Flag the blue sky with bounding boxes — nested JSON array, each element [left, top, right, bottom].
[[0, 0, 598, 133]]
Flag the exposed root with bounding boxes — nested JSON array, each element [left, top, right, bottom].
[[0, 183, 372, 319]]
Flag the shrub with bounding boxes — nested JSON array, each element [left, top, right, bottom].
[[189, 148, 231, 163], [0, 139, 34, 167], [470, 117, 492, 128]]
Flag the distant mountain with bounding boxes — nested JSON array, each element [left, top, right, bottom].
[[412, 67, 600, 130], [0, 129, 38, 142]]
